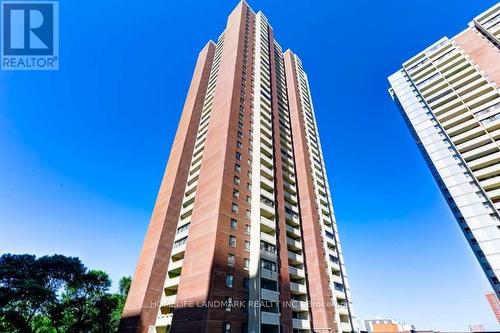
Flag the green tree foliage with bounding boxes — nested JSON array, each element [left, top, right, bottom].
[[0, 254, 130, 333]]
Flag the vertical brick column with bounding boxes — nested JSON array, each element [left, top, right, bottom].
[[268, 29, 294, 332], [171, 2, 252, 332], [284, 50, 336, 332], [119, 41, 216, 333]]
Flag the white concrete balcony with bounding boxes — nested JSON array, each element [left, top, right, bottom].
[[179, 203, 194, 220], [261, 153, 274, 169], [261, 268, 278, 281], [480, 175, 500, 189], [289, 266, 305, 278], [285, 212, 300, 227], [174, 228, 189, 242], [289, 281, 307, 294], [261, 249, 277, 261], [261, 176, 274, 191], [168, 259, 183, 272], [286, 225, 301, 238], [288, 251, 303, 265], [287, 237, 302, 250], [164, 276, 180, 289], [462, 142, 498, 161], [261, 232, 276, 245], [292, 318, 311, 330], [284, 190, 298, 205], [261, 200, 275, 219], [291, 300, 308, 311], [337, 305, 349, 316], [171, 243, 186, 259], [156, 313, 172, 327], [341, 322, 352, 332], [261, 164, 274, 180], [162, 295, 176, 306], [261, 288, 280, 301], [331, 274, 343, 285], [261, 311, 280, 325], [260, 216, 275, 232], [330, 261, 341, 272], [334, 289, 346, 299], [468, 151, 500, 170], [283, 180, 296, 194]]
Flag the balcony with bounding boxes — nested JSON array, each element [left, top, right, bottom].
[[261, 154, 273, 169], [261, 200, 275, 219], [156, 313, 172, 327], [286, 225, 301, 238], [284, 190, 298, 205], [288, 251, 303, 265], [167, 259, 183, 276], [171, 242, 186, 259], [261, 164, 274, 180], [341, 322, 352, 332], [261, 232, 276, 245], [287, 237, 302, 251], [291, 299, 308, 311], [164, 276, 180, 290], [292, 318, 311, 330], [289, 281, 307, 294], [261, 268, 278, 281], [162, 295, 176, 306], [260, 216, 275, 233], [261, 176, 274, 192], [261, 288, 280, 301], [261, 311, 279, 325], [289, 266, 305, 278]]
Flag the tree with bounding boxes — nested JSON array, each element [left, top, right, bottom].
[[0, 254, 129, 333]]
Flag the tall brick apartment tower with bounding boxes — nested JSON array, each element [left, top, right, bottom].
[[120, 2, 357, 332], [389, 3, 500, 296]]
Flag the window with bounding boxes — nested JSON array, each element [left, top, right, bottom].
[[226, 274, 234, 288], [261, 258, 276, 271], [247, 183, 252, 190], [229, 235, 237, 247], [231, 203, 238, 213], [233, 176, 240, 185], [177, 223, 190, 234], [244, 258, 250, 269], [245, 224, 251, 234], [174, 237, 187, 248], [236, 152, 242, 160], [238, 122, 243, 129], [237, 141, 243, 149], [223, 322, 231, 333], [228, 254, 235, 266], [243, 278, 249, 290], [238, 131, 243, 139], [230, 219, 237, 230], [233, 189, 239, 199], [245, 241, 250, 251], [260, 241, 275, 253], [246, 196, 251, 204], [235, 163, 241, 172], [225, 297, 233, 311]]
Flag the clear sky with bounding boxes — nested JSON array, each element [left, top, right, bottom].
[[1, 0, 499, 330]]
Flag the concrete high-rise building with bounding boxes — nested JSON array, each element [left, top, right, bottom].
[[388, 3, 500, 296], [120, 2, 357, 332]]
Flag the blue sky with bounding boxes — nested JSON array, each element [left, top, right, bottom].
[[0, 0, 499, 330]]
